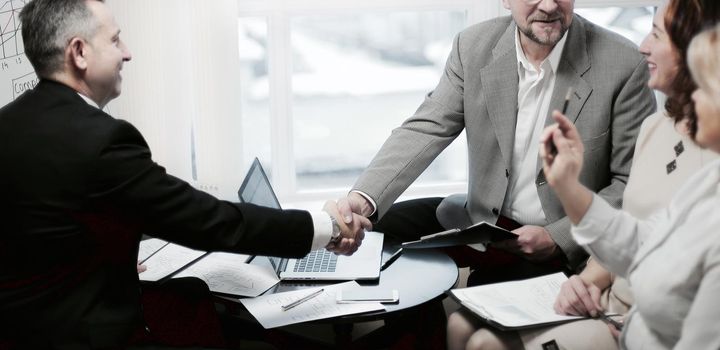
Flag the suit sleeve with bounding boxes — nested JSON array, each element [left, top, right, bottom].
[[88, 119, 313, 258], [545, 58, 655, 269], [352, 33, 467, 217]]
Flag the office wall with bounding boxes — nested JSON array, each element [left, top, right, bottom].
[[106, 0, 244, 200]]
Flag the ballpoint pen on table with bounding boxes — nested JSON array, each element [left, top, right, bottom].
[[281, 288, 324, 311], [381, 248, 403, 271]]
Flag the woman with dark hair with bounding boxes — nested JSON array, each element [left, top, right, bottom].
[[447, 1, 720, 349]]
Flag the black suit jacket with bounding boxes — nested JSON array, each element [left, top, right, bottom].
[[0, 80, 314, 348]]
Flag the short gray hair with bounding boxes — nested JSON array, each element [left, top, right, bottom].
[[20, 0, 103, 78]]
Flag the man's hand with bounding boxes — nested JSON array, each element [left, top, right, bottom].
[[323, 200, 372, 255], [493, 225, 558, 261], [553, 275, 603, 317], [337, 192, 374, 224], [137, 261, 147, 274]]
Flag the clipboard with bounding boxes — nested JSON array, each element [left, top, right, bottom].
[[401, 221, 517, 249]]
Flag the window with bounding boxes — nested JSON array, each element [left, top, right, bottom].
[[575, 6, 654, 45], [289, 11, 468, 191], [238, 0, 661, 205]]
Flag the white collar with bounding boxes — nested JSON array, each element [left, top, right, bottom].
[[77, 92, 100, 109], [514, 28, 568, 74]]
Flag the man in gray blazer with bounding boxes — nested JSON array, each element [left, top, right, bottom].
[[339, 0, 655, 281]]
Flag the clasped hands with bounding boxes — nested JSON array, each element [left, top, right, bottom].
[[323, 199, 372, 255]]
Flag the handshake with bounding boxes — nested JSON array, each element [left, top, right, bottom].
[[322, 192, 375, 256]]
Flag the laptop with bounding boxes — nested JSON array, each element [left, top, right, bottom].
[[238, 158, 383, 281]]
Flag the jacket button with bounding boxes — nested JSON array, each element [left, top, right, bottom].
[[492, 208, 499, 215]]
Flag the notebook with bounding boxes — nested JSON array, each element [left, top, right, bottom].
[[238, 158, 383, 281]]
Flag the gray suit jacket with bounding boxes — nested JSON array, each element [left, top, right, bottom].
[[352, 15, 656, 268]]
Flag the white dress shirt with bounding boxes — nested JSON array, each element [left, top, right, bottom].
[[77, 92, 334, 250], [501, 29, 567, 226]]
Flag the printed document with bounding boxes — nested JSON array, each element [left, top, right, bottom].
[[174, 252, 278, 297], [138, 237, 169, 262], [138, 241, 206, 282], [240, 281, 385, 328], [450, 272, 583, 330]]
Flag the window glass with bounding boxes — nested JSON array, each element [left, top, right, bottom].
[[575, 7, 654, 45], [238, 17, 273, 171], [290, 11, 468, 190]]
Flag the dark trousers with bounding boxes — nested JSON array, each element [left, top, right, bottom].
[[375, 197, 565, 286], [131, 277, 227, 349]]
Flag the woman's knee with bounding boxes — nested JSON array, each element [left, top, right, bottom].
[[447, 311, 477, 350], [466, 328, 514, 350]]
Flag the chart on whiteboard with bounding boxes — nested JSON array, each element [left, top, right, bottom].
[[0, 0, 36, 106]]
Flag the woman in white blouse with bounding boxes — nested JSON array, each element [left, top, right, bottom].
[[539, 23, 720, 349]]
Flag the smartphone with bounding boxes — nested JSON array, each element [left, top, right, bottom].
[[336, 289, 399, 304]]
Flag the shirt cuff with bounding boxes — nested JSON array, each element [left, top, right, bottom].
[[571, 194, 617, 246], [350, 190, 377, 217], [310, 211, 333, 251]]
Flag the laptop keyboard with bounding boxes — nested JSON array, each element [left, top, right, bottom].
[[293, 249, 338, 272]]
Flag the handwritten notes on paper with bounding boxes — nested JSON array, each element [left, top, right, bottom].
[[240, 281, 385, 328], [174, 252, 278, 297]]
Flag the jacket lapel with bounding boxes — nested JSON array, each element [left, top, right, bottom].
[[537, 16, 593, 180], [544, 16, 592, 128], [481, 24, 520, 169]]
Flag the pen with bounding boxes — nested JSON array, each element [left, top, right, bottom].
[[561, 87, 573, 115], [550, 87, 574, 156], [599, 312, 623, 330], [281, 288, 324, 311], [381, 248, 403, 271]]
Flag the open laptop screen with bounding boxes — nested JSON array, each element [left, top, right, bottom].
[[238, 158, 281, 210], [237, 157, 383, 281], [237, 158, 284, 271]]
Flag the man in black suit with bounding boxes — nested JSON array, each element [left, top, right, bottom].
[[0, 0, 371, 348]]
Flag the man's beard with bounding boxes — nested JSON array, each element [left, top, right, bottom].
[[518, 13, 569, 46]]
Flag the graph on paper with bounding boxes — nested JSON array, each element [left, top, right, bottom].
[[0, 0, 36, 106], [0, 0, 25, 59]]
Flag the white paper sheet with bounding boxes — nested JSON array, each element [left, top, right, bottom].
[[173, 252, 277, 296], [451, 272, 582, 328], [138, 238, 169, 262], [240, 281, 385, 329], [138, 243, 206, 282]]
